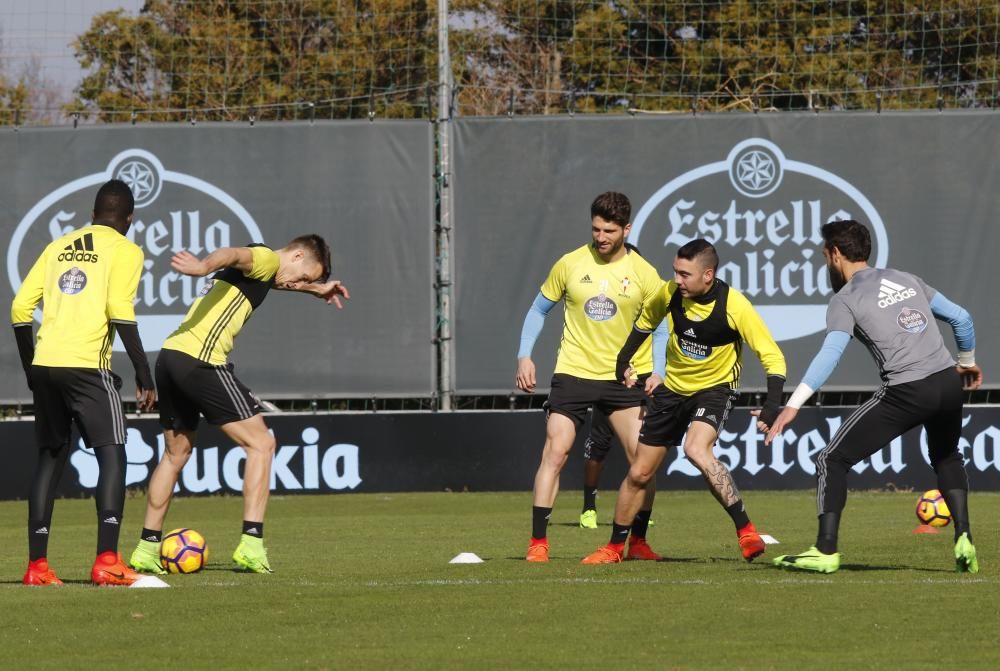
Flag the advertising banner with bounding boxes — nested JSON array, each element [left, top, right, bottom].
[[2, 406, 999, 500], [453, 112, 1000, 394], [0, 122, 435, 401]]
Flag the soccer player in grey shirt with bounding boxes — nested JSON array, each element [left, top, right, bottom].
[[764, 220, 982, 574]]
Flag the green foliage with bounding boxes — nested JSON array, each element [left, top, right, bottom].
[[69, 0, 436, 122]]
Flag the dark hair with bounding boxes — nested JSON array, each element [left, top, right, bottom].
[[287, 234, 332, 282], [676, 238, 719, 271], [93, 179, 135, 223], [821, 220, 871, 262], [590, 191, 631, 227]]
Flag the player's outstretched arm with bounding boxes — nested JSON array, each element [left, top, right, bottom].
[[171, 248, 254, 277], [616, 326, 651, 388], [276, 280, 351, 308]]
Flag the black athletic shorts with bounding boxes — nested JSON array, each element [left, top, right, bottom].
[[546, 373, 648, 430], [156, 348, 260, 431], [582, 409, 615, 462], [31, 365, 126, 450], [639, 383, 738, 448]]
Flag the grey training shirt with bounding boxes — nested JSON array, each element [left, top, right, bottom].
[[827, 267, 955, 385]]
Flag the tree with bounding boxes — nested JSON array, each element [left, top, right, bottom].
[[69, 0, 437, 122]]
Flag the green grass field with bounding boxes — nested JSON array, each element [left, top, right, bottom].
[[0, 490, 997, 670]]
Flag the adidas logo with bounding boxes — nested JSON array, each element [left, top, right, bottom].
[[684, 328, 697, 337], [103, 516, 119, 525], [245, 527, 259, 535], [580, 274, 592, 283], [143, 535, 160, 542], [877, 278, 917, 308], [706, 414, 717, 423], [56, 232, 99, 263], [34, 526, 48, 535]]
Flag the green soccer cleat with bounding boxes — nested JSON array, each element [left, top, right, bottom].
[[129, 539, 167, 575], [954, 532, 979, 574], [232, 534, 272, 574], [772, 546, 840, 574], [579, 509, 598, 529]]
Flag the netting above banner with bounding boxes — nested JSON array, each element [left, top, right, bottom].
[[1, 1, 998, 125], [450, 0, 1000, 115]]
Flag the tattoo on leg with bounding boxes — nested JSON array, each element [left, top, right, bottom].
[[703, 460, 741, 507]]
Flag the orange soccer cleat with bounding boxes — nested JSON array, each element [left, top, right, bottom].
[[23, 558, 64, 586], [626, 537, 663, 561], [580, 544, 624, 565], [91, 552, 141, 586], [525, 538, 549, 563], [738, 523, 766, 562]]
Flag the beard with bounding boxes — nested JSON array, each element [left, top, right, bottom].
[[828, 264, 847, 293]]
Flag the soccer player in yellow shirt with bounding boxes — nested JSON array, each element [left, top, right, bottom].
[[128, 236, 349, 574], [516, 192, 666, 563], [582, 239, 785, 564], [12, 179, 156, 586]]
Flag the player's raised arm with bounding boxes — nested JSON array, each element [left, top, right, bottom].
[[928, 291, 982, 390], [171, 247, 254, 277], [275, 279, 351, 308]]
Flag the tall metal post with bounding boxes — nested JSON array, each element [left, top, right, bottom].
[[436, 0, 454, 410]]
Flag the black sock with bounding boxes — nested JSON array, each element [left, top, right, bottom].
[[816, 512, 841, 554], [583, 488, 597, 512], [631, 509, 652, 539], [140, 527, 162, 543], [97, 509, 122, 555], [531, 506, 551, 540], [242, 521, 264, 538], [29, 520, 51, 561], [610, 522, 630, 546], [724, 500, 750, 530], [942, 489, 971, 542]]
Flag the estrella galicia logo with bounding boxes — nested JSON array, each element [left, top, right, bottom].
[[630, 138, 888, 341], [584, 294, 618, 321], [8, 148, 263, 350], [678, 337, 710, 360], [897, 307, 928, 334], [58, 267, 87, 294]]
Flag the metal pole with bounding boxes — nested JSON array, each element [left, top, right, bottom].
[[436, 0, 454, 410]]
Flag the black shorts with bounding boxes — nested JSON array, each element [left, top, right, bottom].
[[31, 365, 126, 450], [156, 349, 260, 431], [546, 373, 647, 430], [639, 383, 737, 448], [582, 409, 615, 462]]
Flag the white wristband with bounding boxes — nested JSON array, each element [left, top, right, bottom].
[[958, 350, 976, 368], [786, 383, 815, 410]]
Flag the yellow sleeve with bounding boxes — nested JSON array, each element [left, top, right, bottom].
[[636, 280, 673, 331], [11, 248, 48, 325], [247, 246, 280, 282], [728, 290, 786, 377], [539, 255, 568, 302], [107, 243, 144, 322]]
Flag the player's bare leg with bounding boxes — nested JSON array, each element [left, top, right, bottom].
[[130, 429, 195, 574], [607, 406, 659, 559], [682, 422, 765, 561], [527, 412, 577, 561], [582, 441, 666, 564], [221, 415, 276, 572]]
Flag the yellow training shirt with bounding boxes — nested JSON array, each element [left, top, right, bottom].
[[11, 225, 144, 369], [541, 244, 663, 380], [162, 246, 279, 364], [637, 280, 786, 395]]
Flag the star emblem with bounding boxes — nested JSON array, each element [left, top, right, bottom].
[[736, 150, 775, 192], [115, 160, 158, 205]]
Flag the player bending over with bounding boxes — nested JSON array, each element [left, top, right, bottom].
[[129, 236, 349, 575]]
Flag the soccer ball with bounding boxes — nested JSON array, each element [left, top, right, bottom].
[[160, 528, 209, 573], [915, 489, 951, 527]]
